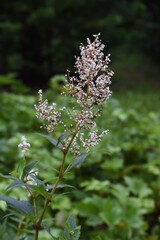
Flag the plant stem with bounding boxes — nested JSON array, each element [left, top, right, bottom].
[[34, 155, 66, 240], [34, 129, 78, 239]]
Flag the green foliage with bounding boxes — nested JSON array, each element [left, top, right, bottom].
[[0, 73, 28, 93], [0, 84, 160, 239], [0, 196, 34, 215], [59, 215, 81, 240]]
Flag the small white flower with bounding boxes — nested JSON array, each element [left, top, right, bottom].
[[25, 169, 38, 185], [18, 136, 30, 156]]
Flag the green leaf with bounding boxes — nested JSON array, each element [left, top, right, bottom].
[[38, 133, 63, 149], [22, 160, 39, 181], [30, 185, 50, 198], [69, 154, 88, 170], [50, 196, 71, 210], [124, 176, 153, 198], [1, 211, 18, 220], [80, 178, 110, 193], [46, 184, 75, 191], [42, 224, 57, 239], [0, 174, 16, 180], [10, 160, 26, 179], [63, 215, 81, 240], [6, 179, 25, 191], [76, 196, 103, 226], [0, 196, 34, 215], [57, 132, 70, 146], [67, 215, 76, 230], [100, 198, 122, 227]]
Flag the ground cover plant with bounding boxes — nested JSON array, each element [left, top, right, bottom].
[[0, 79, 160, 239]]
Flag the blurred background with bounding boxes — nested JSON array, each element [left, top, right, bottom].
[[0, 0, 160, 90], [0, 1, 160, 240]]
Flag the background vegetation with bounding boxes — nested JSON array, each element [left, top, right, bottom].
[[0, 0, 160, 89], [0, 0, 160, 239]]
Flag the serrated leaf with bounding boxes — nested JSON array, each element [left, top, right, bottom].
[[0, 196, 34, 215], [22, 160, 39, 180], [6, 179, 25, 191], [69, 154, 88, 170], [38, 133, 63, 149]]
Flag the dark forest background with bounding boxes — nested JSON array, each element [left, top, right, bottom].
[[0, 0, 159, 90]]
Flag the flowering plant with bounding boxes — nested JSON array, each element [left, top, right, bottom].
[[0, 34, 113, 239]]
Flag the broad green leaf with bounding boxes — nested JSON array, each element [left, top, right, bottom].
[[0, 196, 34, 215], [100, 198, 122, 227], [122, 197, 144, 228], [50, 195, 71, 210], [76, 197, 103, 226], [111, 184, 129, 203], [80, 178, 110, 193], [124, 176, 153, 198], [101, 158, 124, 171]]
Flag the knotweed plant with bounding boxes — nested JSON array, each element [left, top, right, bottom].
[[0, 34, 113, 240]]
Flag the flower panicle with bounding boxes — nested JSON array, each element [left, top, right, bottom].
[[35, 34, 114, 154], [64, 33, 114, 106]]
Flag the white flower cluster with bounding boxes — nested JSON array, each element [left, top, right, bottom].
[[64, 33, 113, 106], [80, 130, 108, 152], [35, 89, 65, 132], [18, 136, 30, 156], [35, 34, 113, 154]]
